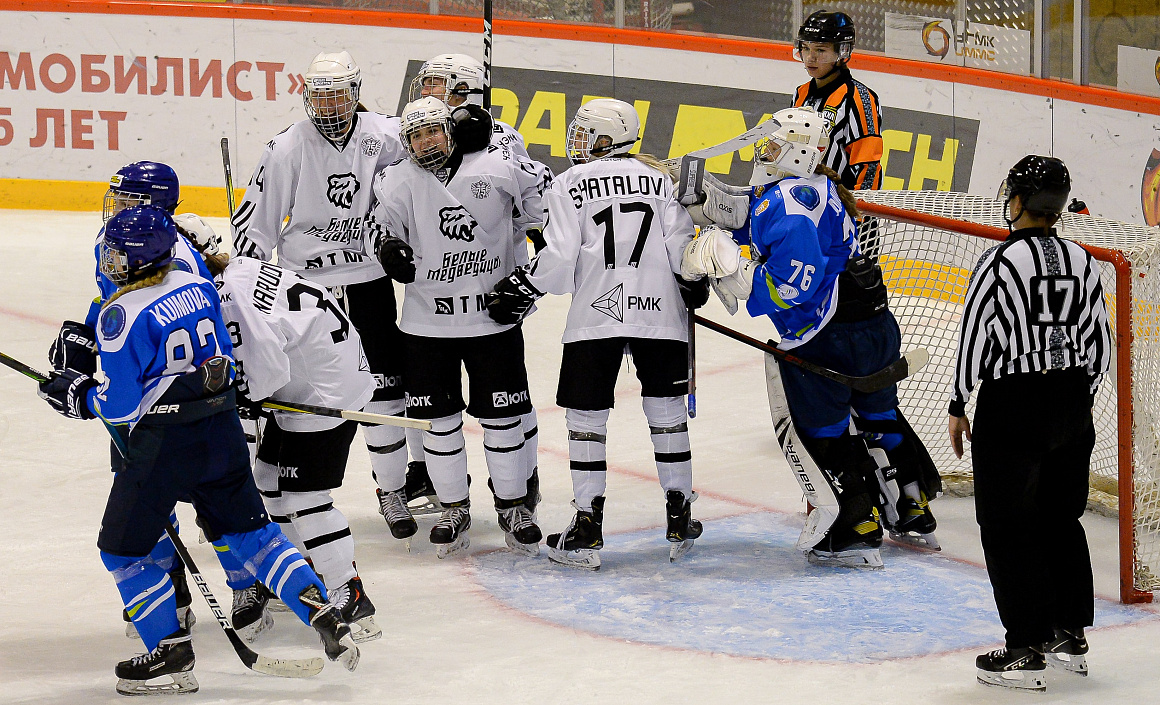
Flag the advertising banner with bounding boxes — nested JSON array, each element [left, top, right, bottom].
[[884, 13, 1030, 76], [1117, 45, 1160, 98]]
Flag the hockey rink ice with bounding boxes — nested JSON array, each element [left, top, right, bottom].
[[2, 210, 1159, 704]]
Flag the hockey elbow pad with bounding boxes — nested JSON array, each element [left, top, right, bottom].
[[377, 236, 416, 284], [486, 267, 544, 325]]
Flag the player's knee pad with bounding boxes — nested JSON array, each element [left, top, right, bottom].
[[424, 413, 465, 454], [642, 395, 687, 429], [423, 413, 469, 503], [363, 399, 406, 446], [642, 396, 692, 495], [252, 457, 281, 495], [566, 408, 610, 507]]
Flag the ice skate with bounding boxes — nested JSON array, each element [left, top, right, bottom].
[[124, 568, 196, 639], [299, 585, 359, 672], [114, 626, 198, 696], [430, 501, 471, 559], [495, 490, 542, 557], [665, 490, 703, 563], [1043, 628, 1088, 676], [231, 581, 274, 643], [526, 468, 541, 520], [328, 576, 382, 643], [889, 493, 940, 551], [806, 544, 884, 569], [976, 646, 1047, 692], [807, 507, 884, 569], [547, 497, 604, 571], [376, 486, 418, 545], [405, 461, 440, 516]]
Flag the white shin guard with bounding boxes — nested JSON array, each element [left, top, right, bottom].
[[566, 408, 610, 512], [365, 399, 407, 493], [263, 489, 356, 589], [406, 425, 425, 463], [481, 416, 527, 500], [424, 413, 469, 504], [521, 409, 539, 482], [642, 396, 693, 498]]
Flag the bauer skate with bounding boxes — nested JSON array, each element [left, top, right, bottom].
[[405, 461, 441, 516], [299, 585, 359, 672], [124, 568, 196, 639], [976, 647, 1047, 692], [889, 492, 940, 551], [806, 510, 884, 570], [1043, 628, 1088, 676], [665, 490, 703, 563], [328, 576, 381, 643], [115, 627, 198, 696], [231, 581, 274, 644], [377, 486, 418, 547], [547, 497, 604, 571], [430, 500, 471, 559]]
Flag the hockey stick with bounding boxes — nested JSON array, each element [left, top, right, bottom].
[[692, 315, 929, 393], [220, 137, 236, 218], [0, 350, 50, 383], [262, 399, 432, 430], [482, 0, 493, 111], [163, 522, 325, 678], [687, 307, 697, 418]]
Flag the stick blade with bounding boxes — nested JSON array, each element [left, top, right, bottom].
[[902, 347, 930, 375], [251, 654, 326, 678]]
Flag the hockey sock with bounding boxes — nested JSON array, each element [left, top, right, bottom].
[[521, 409, 539, 483], [224, 522, 325, 627], [406, 425, 425, 463], [211, 538, 259, 590], [267, 490, 356, 589], [481, 416, 527, 500], [252, 458, 308, 553], [642, 396, 693, 497], [853, 409, 903, 451], [101, 551, 180, 652], [566, 408, 610, 512], [366, 399, 408, 493], [423, 413, 469, 503], [146, 510, 182, 574]]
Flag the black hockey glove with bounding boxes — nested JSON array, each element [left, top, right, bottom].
[[49, 320, 98, 376], [377, 236, 416, 284], [451, 104, 494, 154], [485, 267, 544, 325], [676, 274, 711, 310], [37, 368, 97, 420], [234, 384, 268, 421], [525, 227, 547, 254]]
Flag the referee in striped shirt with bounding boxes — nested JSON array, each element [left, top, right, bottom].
[[948, 155, 1111, 692]]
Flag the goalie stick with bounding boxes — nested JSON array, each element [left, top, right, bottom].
[[692, 315, 929, 393]]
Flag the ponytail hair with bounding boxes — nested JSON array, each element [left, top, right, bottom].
[[629, 152, 675, 180], [815, 163, 860, 220]]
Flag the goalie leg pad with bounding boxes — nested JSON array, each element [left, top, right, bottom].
[[853, 407, 942, 498]]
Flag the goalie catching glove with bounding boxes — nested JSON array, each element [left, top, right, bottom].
[[485, 267, 544, 325], [680, 226, 756, 315]]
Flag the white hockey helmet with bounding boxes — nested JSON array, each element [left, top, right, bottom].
[[303, 51, 362, 143], [400, 97, 456, 172], [566, 98, 640, 165], [750, 106, 831, 185], [173, 213, 221, 257], [408, 53, 486, 108]]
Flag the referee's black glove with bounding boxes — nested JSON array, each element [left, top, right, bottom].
[[485, 268, 543, 325], [377, 236, 416, 284]]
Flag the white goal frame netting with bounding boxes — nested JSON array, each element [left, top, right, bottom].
[[856, 190, 1160, 604]]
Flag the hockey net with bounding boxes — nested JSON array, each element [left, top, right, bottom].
[[855, 190, 1160, 604]]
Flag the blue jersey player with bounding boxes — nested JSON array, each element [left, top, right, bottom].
[[38, 206, 359, 695], [682, 106, 939, 569]]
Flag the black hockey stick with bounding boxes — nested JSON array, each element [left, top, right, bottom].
[[687, 306, 697, 418], [482, 0, 493, 110], [263, 399, 432, 429], [0, 350, 50, 382], [221, 137, 236, 218], [692, 315, 929, 393]]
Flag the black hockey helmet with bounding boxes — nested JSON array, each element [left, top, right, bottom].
[[1003, 155, 1071, 216], [797, 11, 856, 61]]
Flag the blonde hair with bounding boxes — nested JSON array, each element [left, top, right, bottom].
[[815, 163, 860, 220], [103, 263, 177, 307], [630, 153, 674, 180]]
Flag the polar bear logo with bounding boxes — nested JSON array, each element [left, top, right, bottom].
[[438, 206, 478, 242], [326, 172, 360, 209]]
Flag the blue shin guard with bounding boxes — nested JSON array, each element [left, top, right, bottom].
[[223, 522, 324, 625], [101, 551, 180, 651]]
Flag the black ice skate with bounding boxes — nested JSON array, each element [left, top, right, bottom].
[[430, 500, 471, 559], [328, 576, 381, 643], [405, 461, 440, 516], [526, 468, 542, 519], [114, 626, 198, 696], [124, 567, 196, 639], [547, 497, 604, 571], [976, 646, 1047, 692], [231, 581, 274, 644], [665, 490, 703, 562], [376, 486, 418, 542], [807, 508, 884, 570], [890, 491, 940, 551], [299, 584, 359, 672], [1043, 628, 1089, 676], [493, 482, 543, 556]]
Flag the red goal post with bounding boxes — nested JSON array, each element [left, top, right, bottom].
[[855, 190, 1160, 604]]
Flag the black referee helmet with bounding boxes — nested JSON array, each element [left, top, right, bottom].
[[797, 11, 856, 61], [1004, 155, 1071, 216]]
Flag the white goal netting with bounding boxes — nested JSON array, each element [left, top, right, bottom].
[[856, 190, 1160, 601]]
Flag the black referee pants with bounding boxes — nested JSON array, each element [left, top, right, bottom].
[[972, 367, 1096, 648]]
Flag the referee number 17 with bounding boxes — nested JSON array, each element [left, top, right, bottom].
[[1031, 275, 1081, 326]]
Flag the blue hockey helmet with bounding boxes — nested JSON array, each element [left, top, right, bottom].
[[100, 205, 178, 285], [102, 161, 180, 223]]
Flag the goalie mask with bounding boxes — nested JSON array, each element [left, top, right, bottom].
[[102, 161, 179, 224], [304, 51, 361, 144], [401, 97, 456, 172], [100, 206, 178, 285], [566, 99, 640, 165], [750, 107, 830, 185], [408, 53, 486, 108]]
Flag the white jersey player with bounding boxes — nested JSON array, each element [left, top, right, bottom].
[[230, 50, 419, 542], [485, 99, 710, 569], [367, 96, 551, 558]]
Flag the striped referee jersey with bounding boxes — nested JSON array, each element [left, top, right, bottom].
[[794, 66, 883, 190], [948, 228, 1112, 417]]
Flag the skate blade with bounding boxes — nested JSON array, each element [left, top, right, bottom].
[[547, 546, 600, 571], [268, 598, 293, 613], [408, 497, 441, 516], [435, 535, 470, 559], [889, 530, 942, 551], [1046, 652, 1088, 676], [976, 669, 1047, 692], [806, 547, 884, 569], [116, 671, 199, 696], [236, 610, 274, 644], [335, 636, 360, 672], [669, 539, 695, 563], [125, 607, 195, 639], [505, 532, 541, 557], [350, 615, 382, 643]]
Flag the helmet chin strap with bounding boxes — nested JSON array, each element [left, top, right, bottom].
[[1003, 196, 1023, 232]]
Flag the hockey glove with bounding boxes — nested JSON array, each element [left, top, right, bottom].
[[38, 368, 96, 420], [451, 104, 494, 154], [675, 273, 711, 310], [681, 226, 742, 280], [49, 320, 98, 376], [526, 227, 547, 254], [377, 236, 416, 284], [485, 267, 544, 325]]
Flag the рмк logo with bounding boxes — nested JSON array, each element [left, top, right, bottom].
[[922, 21, 951, 59]]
